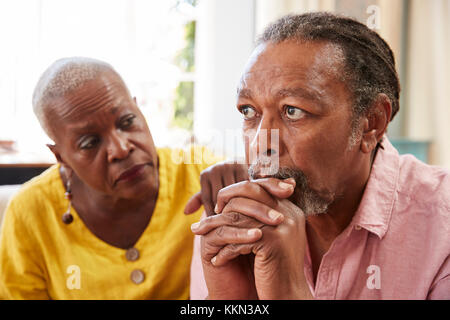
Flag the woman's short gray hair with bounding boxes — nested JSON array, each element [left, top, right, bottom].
[[32, 57, 117, 139]]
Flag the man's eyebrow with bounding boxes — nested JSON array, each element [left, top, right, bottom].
[[238, 87, 323, 101], [237, 88, 253, 99], [275, 87, 322, 101]]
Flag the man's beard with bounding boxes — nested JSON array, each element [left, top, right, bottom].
[[248, 165, 335, 217]]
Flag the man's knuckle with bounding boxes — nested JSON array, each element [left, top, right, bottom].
[[216, 187, 226, 200], [202, 216, 212, 226], [225, 211, 240, 224], [285, 216, 297, 228], [226, 243, 239, 253], [215, 226, 225, 237], [202, 166, 214, 177], [235, 180, 248, 190], [226, 198, 237, 210]]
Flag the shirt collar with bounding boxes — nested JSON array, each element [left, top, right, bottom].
[[348, 136, 400, 239]]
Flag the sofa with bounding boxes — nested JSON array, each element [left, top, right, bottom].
[[0, 185, 21, 231]]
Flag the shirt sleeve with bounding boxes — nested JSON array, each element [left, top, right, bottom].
[[0, 197, 50, 300]]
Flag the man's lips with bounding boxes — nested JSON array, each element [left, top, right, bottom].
[[115, 164, 148, 185]]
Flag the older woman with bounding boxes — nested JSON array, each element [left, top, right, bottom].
[[0, 57, 246, 299]]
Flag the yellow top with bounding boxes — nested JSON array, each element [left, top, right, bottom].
[[0, 147, 218, 299]]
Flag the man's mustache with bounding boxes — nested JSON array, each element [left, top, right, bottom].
[[248, 160, 308, 188], [248, 162, 333, 216]]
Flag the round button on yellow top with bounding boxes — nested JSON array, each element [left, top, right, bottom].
[[130, 269, 145, 284], [125, 247, 140, 261]]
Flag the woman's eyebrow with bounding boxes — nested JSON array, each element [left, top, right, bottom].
[[70, 123, 97, 134], [110, 106, 120, 115]]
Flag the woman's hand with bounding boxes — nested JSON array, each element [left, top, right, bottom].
[[184, 161, 249, 216]]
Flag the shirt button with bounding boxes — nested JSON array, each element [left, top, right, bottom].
[[130, 269, 145, 284], [355, 225, 361, 230], [125, 248, 140, 261]]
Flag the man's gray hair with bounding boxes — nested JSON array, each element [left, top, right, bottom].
[[32, 57, 117, 139], [257, 13, 400, 123]]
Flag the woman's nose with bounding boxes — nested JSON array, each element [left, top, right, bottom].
[[107, 131, 133, 162]]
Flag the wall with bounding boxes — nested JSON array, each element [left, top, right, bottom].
[[194, 0, 255, 159]]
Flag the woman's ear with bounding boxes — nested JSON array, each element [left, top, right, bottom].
[[47, 143, 62, 162], [46, 144, 73, 176], [360, 94, 392, 154]]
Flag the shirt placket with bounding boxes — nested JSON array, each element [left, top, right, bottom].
[[313, 237, 345, 299]]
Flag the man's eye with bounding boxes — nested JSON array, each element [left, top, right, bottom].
[[239, 105, 257, 120], [79, 136, 99, 149], [284, 105, 305, 120]]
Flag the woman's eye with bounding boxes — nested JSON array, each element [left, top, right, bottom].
[[79, 136, 99, 149], [120, 115, 136, 129], [284, 105, 305, 120], [239, 105, 257, 120]]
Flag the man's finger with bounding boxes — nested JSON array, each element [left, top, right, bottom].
[[184, 192, 202, 214], [211, 243, 256, 267], [206, 226, 262, 247], [215, 178, 296, 213], [191, 211, 265, 235], [222, 197, 285, 225]]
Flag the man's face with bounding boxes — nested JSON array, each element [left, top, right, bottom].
[[238, 40, 364, 215], [48, 71, 158, 200]]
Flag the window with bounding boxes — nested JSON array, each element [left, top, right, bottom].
[[0, 0, 197, 158]]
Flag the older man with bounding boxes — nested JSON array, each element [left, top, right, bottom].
[[189, 13, 450, 299]]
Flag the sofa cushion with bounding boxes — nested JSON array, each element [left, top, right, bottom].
[[0, 185, 21, 231]]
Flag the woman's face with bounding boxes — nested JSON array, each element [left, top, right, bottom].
[[47, 71, 158, 200]]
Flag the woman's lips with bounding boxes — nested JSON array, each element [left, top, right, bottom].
[[116, 164, 147, 184]]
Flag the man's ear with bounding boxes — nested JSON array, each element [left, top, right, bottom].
[[46, 144, 73, 175], [360, 94, 392, 154]]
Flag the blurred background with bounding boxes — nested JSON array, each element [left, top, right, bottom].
[[0, 0, 449, 186]]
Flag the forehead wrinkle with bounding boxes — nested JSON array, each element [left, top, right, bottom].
[[65, 107, 121, 137], [55, 80, 127, 122], [238, 68, 327, 106], [238, 68, 280, 101], [237, 88, 253, 100]]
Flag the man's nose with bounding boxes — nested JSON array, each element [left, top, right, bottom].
[[107, 131, 133, 162], [253, 116, 280, 157]]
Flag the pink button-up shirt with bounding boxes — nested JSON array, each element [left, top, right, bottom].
[[190, 137, 450, 299]]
